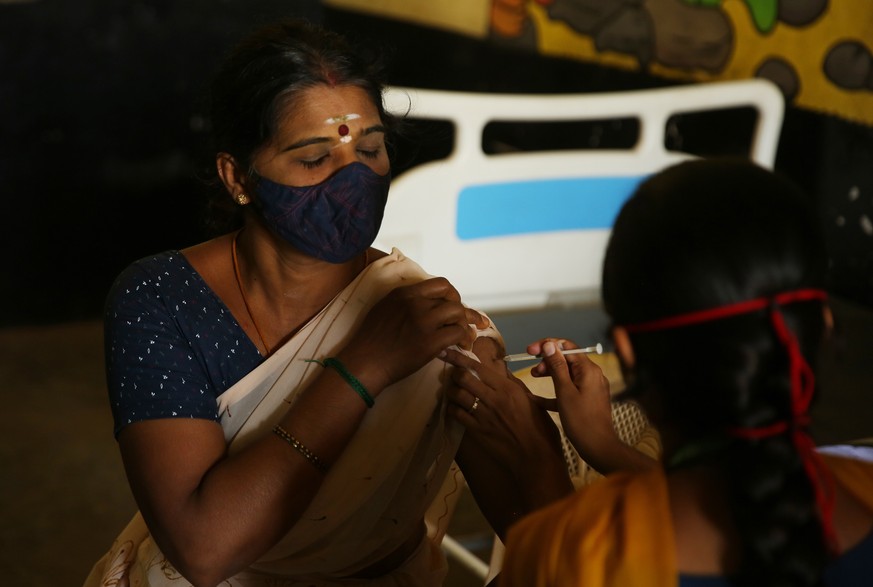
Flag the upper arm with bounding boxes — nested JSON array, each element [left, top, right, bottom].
[[456, 434, 525, 541], [118, 418, 228, 533], [101, 257, 355, 582]]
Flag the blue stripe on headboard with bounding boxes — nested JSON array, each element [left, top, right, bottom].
[[456, 176, 647, 240]]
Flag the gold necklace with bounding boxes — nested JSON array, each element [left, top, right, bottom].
[[231, 231, 270, 354]]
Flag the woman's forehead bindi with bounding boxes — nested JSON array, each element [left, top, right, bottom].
[[325, 113, 361, 143]]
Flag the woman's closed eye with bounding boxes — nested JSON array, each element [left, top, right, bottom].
[[297, 143, 382, 169], [299, 154, 329, 169], [357, 147, 382, 160]]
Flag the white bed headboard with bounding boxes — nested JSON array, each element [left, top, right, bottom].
[[375, 79, 785, 312]]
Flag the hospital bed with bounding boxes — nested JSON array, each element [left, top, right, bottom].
[[378, 79, 786, 583], [377, 79, 784, 313]]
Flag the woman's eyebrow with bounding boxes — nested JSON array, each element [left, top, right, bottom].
[[281, 124, 386, 152], [362, 124, 387, 136], [280, 136, 331, 152]]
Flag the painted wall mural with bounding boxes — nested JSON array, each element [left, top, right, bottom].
[[326, 0, 873, 127], [495, 0, 873, 127]]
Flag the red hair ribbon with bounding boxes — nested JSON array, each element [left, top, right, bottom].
[[622, 288, 838, 552], [622, 289, 827, 333]]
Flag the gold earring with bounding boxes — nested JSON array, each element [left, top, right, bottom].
[[236, 193, 250, 205]]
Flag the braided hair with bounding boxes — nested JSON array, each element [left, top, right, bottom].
[[602, 158, 830, 585]]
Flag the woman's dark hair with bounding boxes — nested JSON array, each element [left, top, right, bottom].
[[602, 158, 830, 586], [203, 18, 398, 233]]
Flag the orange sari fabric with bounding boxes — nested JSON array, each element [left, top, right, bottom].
[[500, 453, 873, 587]]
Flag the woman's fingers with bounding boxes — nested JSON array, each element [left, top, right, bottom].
[[406, 276, 462, 302], [539, 341, 573, 387], [402, 283, 485, 351], [445, 388, 484, 429], [531, 394, 558, 412], [442, 348, 513, 392], [540, 343, 606, 403], [443, 351, 503, 415], [526, 338, 583, 377], [526, 337, 579, 357], [465, 307, 490, 330], [389, 281, 477, 349], [441, 347, 479, 369]]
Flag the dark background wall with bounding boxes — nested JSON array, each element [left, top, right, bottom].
[[2, 0, 872, 327]]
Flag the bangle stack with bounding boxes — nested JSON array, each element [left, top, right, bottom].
[[272, 424, 328, 473]]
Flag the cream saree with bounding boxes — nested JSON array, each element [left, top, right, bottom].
[[85, 248, 500, 587]]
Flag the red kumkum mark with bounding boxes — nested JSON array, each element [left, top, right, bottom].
[[338, 124, 349, 137]]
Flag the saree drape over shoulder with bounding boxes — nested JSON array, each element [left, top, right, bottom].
[[85, 249, 499, 587], [499, 452, 873, 587]]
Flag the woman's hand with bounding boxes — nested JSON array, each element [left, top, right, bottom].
[[441, 348, 567, 483], [531, 339, 656, 475], [341, 277, 488, 392]]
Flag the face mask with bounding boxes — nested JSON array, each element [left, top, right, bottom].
[[254, 162, 391, 263]]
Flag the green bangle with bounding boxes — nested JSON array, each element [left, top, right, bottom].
[[307, 357, 375, 408]]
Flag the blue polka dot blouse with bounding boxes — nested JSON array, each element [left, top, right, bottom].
[[104, 251, 263, 437]]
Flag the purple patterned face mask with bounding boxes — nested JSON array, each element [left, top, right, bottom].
[[254, 162, 390, 263]]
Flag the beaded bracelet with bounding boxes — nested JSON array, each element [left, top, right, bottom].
[[272, 424, 328, 473], [306, 357, 375, 408]]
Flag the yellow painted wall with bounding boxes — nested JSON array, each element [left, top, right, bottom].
[[326, 0, 873, 127]]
